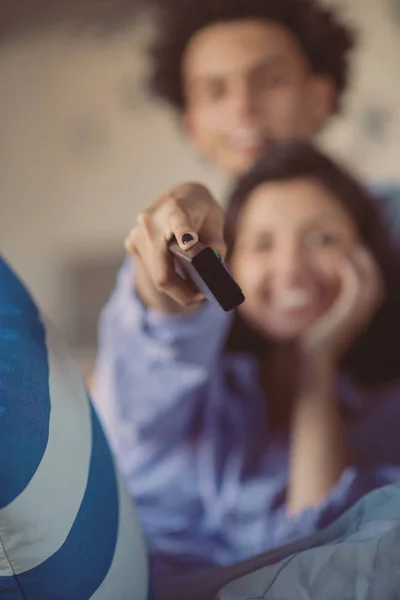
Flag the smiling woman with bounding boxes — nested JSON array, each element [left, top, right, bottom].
[[229, 177, 359, 341], [224, 140, 398, 387], [93, 140, 400, 575]]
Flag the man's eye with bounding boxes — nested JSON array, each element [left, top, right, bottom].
[[203, 82, 226, 101], [252, 239, 273, 252], [254, 70, 285, 91]]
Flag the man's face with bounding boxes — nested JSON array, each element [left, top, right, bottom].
[[182, 19, 335, 176]]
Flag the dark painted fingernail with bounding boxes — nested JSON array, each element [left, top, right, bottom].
[[182, 233, 194, 245]]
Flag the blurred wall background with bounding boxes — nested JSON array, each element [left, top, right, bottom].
[[0, 0, 399, 373]]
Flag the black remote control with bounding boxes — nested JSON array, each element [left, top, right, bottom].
[[168, 237, 245, 312]]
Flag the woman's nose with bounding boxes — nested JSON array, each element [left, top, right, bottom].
[[270, 244, 309, 288]]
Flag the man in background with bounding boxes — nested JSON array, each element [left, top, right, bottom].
[[147, 0, 352, 177], [144, 0, 399, 224]]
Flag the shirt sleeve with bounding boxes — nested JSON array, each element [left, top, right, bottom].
[[92, 255, 231, 471]]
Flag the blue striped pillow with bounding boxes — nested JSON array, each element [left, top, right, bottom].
[[0, 257, 152, 599]]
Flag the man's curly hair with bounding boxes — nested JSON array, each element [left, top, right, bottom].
[[148, 0, 356, 114]]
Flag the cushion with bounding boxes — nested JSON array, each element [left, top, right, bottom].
[[155, 485, 400, 600], [0, 256, 152, 599], [217, 483, 400, 600]]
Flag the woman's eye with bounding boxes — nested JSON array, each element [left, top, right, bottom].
[[305, 231, 338, 248]]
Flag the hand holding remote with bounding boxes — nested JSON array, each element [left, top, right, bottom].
[[125, 182, 226, 313]]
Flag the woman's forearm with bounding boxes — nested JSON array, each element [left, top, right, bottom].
[[287, 362, 350, 516]]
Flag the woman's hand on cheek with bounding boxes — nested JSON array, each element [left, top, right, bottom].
[[288, 247, 384, 515], [301, 246, 385, 369]]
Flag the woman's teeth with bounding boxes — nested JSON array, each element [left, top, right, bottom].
[[275, 290, 313, 310]]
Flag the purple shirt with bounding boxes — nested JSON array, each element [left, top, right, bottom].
[[93, 257, 400, 575]]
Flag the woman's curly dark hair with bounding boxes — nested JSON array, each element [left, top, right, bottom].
[[148, 0, 356, 113], [224, 141, 400, 388]]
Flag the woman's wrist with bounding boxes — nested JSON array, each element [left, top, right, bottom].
[[298, 353, 337, 398], [288, 353, 348, 516]]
